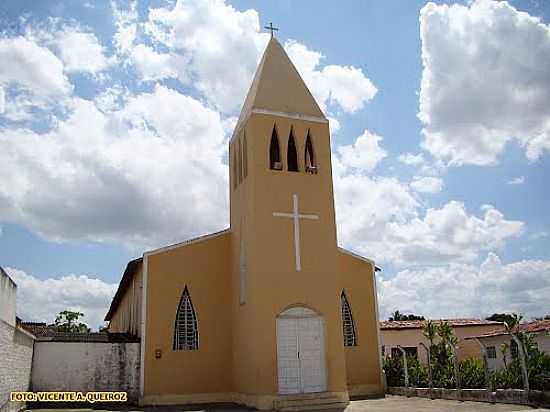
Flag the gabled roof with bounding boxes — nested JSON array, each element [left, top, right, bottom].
[[233, 37, 325, 138], [380, 318, 503, 330], [104, 229, 231, 321], [104, 257, 142, 321], [466, 320, 550, 340]]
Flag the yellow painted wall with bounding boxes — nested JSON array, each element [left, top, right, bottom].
[[109, 265, 142, 337], [338, 250, 383, 396], [226, 111, 373, 403], [143, 232, 232, 398]]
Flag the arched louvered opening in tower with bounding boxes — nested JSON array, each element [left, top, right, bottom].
[[341, 291, 357, 347], [304, 130, 317, 174], [243, 132, 248, 178], [173, 286, 199, 350], [287, 129, 298, 172], [269, 125, 282, 170]]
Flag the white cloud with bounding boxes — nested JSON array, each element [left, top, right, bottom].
[[0, 86, 4, 114], [378, 253, 550, 320], [285, 40, 377, 113], [0, 85, 229, 248], [334, 161, 524, 266], [337, 129, 387, 172], [130, 44, 181, 81], [398, 153, 425, 167], [410, 175, 443, 193], [56, 30, 114, 74], [0, 36, 71, 97], [117, 0, 377, 116], [508, 176, 525, 185], [112, 0, 138, 55], [144, 0, 268, 113], [419, 0, 550, 165], [6, 267, 117, 330]]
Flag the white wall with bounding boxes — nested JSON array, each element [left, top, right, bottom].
[[481, 333, 550, 370], [0, 321, 34, 412], [0, 269, 16, 327], [31, 341, 140, 402]]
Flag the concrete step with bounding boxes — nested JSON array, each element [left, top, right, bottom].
[[277, 402, 348, 412], [274, 395, 348, 411]]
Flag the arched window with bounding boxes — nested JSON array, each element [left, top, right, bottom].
[[238, 139, 243, 183], [287, 129, 298, 172], [269, 125, 282, 170], [341, 291, 357, 347], [305, 131, 317, 174], [173, 286, 199, 350], [243, 132, 248, 178], [232, 145, 237, 189]]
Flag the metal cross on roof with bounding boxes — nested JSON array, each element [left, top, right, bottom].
[[264, 22, 279, 38]]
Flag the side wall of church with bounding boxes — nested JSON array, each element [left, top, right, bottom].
[[109, 267, 142, 337], [338, 251, 384, 397], [142, 232, 233, 402]]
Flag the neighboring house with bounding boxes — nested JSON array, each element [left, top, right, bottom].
[[380, 319, 505, 363], [465, 320, 550, 370]]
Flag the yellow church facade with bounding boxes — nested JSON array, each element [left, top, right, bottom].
[[106, 37, 384, 410]]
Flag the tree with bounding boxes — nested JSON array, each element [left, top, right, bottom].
[[486, 313, 516, 325], [503, 313, 529, 391], [389, 311, 425, 321], [500, 342, 510, 369], [55, 310, 90, 333]]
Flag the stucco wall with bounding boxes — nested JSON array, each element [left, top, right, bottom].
[[0, 269, 16, 326], [0, 320, 34, 412], [338, 251, 383, 397], [480, 333, 550, 370], [31, 341, 140, 402], [143, 232, 232, 401]]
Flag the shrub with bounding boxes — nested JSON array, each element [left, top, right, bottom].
[[459, 358, 485, 389]]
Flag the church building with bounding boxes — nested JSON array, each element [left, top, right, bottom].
[[105, 36, 384, 410]]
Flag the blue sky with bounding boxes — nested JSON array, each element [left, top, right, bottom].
[[0, 0, 549, 328]]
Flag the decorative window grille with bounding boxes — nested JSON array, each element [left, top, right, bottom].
[[173, 286, 198, 350], [341, 291, 357, 347], [486, 346, 497, 359]]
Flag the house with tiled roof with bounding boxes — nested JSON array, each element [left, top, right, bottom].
[[380, 318, 505, 363], [465, 320, 550, 370]]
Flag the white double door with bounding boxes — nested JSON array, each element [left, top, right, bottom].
[[276, 308, 327, 394]]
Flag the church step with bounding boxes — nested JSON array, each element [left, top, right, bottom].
[[276, 401, 349, 412], [274, 395, 348, 411]]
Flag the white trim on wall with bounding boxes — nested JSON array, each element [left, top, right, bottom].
[[145, 229, 230, 257], [370, 261, 384, 385]]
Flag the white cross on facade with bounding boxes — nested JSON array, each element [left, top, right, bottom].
[[273, 194, 319, 272]]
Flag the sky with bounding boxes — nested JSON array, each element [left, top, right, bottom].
[[0, 0, 549, 330]]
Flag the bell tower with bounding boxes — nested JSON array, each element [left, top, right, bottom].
[[229, 37, 348, 405]]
